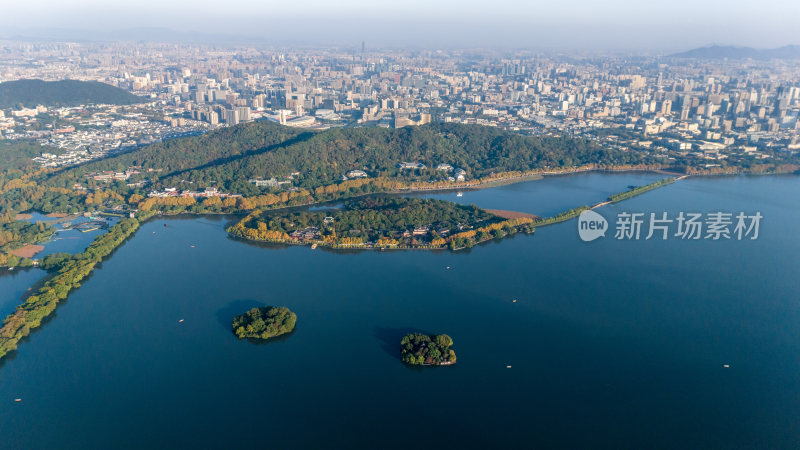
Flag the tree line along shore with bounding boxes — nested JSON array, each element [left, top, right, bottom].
[[0, 168, 678, 268], [3, 121, 797, 223], [227, 177, 680, 250], [228, 196, 537, 251]]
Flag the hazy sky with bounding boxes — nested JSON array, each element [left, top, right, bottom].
[[2, 0, 798, 51]]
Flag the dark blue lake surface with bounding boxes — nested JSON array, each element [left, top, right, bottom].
[[415, 171, 665, 216], [1, 173, 799, 449], [0, 268, 45, 318]]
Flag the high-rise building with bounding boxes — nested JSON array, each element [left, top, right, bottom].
[[236, 106, 251, 123], [224, 109, 239, 125], [680, 105, 690, 121]]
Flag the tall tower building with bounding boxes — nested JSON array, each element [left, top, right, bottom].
[[680, 105, 690, 121]]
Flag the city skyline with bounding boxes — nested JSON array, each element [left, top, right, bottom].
[[2, 40, 798, 171]]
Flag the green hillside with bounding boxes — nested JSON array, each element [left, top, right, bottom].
[[0, 140, 59, 174], [47, 121, 646, 196], [0, 79, 147, 109]]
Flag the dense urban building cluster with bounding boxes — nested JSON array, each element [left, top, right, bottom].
[[0, 41, 798, 169]]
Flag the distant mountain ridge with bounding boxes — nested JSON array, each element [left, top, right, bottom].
[[0, 79, 146, 109], [670, 45, 800, 60], [3, 27, 272, 46]]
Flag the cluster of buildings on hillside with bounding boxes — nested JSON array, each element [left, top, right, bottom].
[[287, 221, 470, 243], [3, 103, 209, 167], [88, 170, 140, 182], [398, 162, 466, 180], [290, 227, 321, 240], [147, 187, 240, 199], [0, 41, 797, 169], [248, 171, 301, 188]]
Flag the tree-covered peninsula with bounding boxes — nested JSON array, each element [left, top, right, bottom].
[[0, 211, 55, 267], [228, 196, 535, 250], [401, 333, 456, 366], [232, 306, 297, 340]]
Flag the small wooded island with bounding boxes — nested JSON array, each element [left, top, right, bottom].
[[401, 333, 457, 366], [229, 197, 534, 250], [232, 306, 297, 340]]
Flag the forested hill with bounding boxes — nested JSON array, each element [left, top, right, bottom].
[[669, 45, 800, 60], [0, 79, 147, 109], [1, 140, 60, 175], [47, 121, 647, 195]]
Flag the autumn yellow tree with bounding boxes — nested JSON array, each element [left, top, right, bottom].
[[202, 196, 222, 207], [127, 194, 144, 205]]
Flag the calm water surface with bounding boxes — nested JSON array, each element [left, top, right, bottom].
[[0, 269, 45, 318], [416, 171, 665, 216], [1, 173, 799, 449], [21, 212, 118, 257], [0, 213, 113, 318]]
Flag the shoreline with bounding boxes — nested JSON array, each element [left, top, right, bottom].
[[220, 172, 736, 250], [390, 167, 676, 195], [147, 167, 670, 218], [97, 167, 795, 222], [8, 244, 45, 259], [8, 168, 794, 257], [228, 225, 535, 252], [231, 173, 685, 249]]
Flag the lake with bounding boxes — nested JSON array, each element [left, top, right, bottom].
[[20, 212, 120, 258], [0, 268, 45, 319], [0, 213, 117, 318], [1, 172, 799, 449]]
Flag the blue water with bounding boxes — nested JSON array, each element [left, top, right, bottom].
[[0, 213, 115, 318], [1, 174, 799, 449], [415, 171, 665, 216], [0, 268, 45, 318], [20, 212, 118, 258]]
